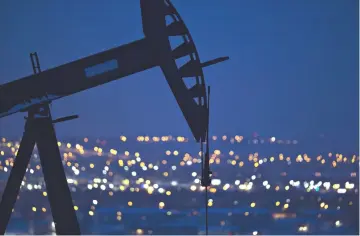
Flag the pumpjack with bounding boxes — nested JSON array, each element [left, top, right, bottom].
[[0, 0, 228, 234]]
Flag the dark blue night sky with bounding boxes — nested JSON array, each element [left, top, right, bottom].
[[0, 0, 358, 142]]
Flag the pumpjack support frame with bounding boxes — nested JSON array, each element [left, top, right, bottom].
[[0, 53, 81, 234], [0, 104, 81, 235]]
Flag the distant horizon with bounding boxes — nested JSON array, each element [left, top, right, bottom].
[[1, 132, 358, 153]]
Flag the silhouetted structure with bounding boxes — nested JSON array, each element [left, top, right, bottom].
[[0, 0, 228, 234]]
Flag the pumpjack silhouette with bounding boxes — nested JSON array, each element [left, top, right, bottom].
[[0, 0, 228, 234]]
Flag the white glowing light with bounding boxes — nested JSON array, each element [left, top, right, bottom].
[[337, 188, 346, 194], [211, 179, 221, 186]]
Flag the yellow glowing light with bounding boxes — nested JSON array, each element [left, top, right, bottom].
[[43, 192, 47, 197], [250, 202, 256, 208], [74, 206, 78, 211], [332, 161, 337, 167], [90, 163, 94, 168], [159, 202, 165, 209], [210, 188, 217, 193], [128, 201, 133, 207], [118, 160, 124, 167], [110, 149, 118, 155], [176, 136, 184, 142], [283, 204, 289, 209], [275, 201, 280, 206], [32, 207, 36, 212], [122, 179, 130, 186]]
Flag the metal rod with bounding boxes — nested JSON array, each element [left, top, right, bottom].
[[205, 186, 209, 235], [201, 57, 229, 68], [52, 115, 79, 124], [205, 85, 211, 235]]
